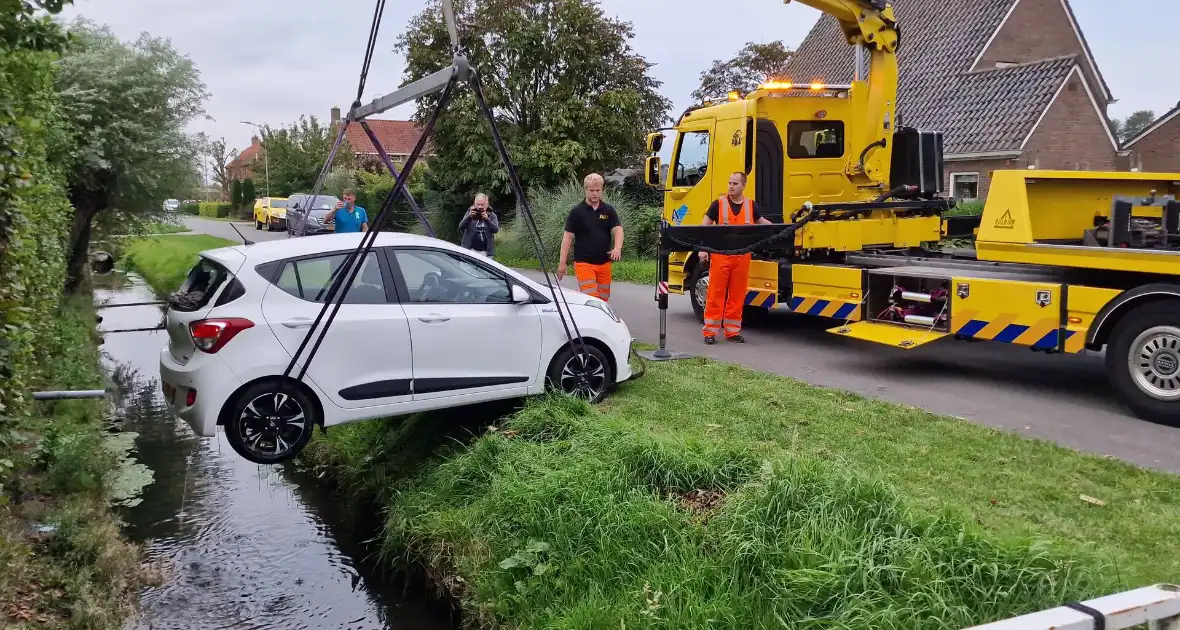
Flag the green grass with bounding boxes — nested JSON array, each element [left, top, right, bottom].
[[119, 234, 235, 294], [499, 257, 658, 285], [1, 298, 157, 629], [143, 221, 190, 234], [302, 353, 1180, 629]]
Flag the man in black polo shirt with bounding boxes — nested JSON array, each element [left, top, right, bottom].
[[556, 173, 623, 301]]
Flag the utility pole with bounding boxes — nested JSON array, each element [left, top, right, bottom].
[[240, 121, 270, 197]]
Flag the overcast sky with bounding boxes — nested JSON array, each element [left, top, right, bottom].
[[59, 0, 1179, 157]]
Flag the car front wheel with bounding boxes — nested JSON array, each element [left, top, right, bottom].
[[223, 381, 319, 464], [547, 343, 613, 403]]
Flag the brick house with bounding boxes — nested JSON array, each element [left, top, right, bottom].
[[1119, 103, 1180, 173], [328, 106, 433, 169], [225, 136, 262, 184], [783, 0, 1120, 201]]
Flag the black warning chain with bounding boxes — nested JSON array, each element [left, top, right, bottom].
[[281, 0, 600, 393]]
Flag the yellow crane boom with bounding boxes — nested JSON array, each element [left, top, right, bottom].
[[784, 0, 899, 185]]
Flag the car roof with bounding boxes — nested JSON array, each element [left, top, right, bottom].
[[200, 232, 470, 267]]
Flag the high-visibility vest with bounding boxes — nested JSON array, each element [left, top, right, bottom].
[[717, 196, 754, 225]]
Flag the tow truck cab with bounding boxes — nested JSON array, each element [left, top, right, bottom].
[[642, 82, 947, 312]]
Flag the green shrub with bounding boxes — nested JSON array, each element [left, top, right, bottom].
[[496, 180, 660, 263], [197, 202, 232, 218], [946, 199, 985, 216], [179, 202, 200, 215]]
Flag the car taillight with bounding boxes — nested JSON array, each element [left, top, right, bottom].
[[189, 318, 254, 353]]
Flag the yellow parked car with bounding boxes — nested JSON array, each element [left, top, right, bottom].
[[253, 197, 289, 231]]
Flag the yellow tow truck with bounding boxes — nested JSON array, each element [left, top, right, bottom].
[[643, 0, 1180, 425]]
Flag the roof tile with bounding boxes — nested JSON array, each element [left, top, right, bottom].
[[344, 119, 431, 156], [784, 0, 1077, 154]]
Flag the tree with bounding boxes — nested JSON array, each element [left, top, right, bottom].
[[231, 179, 243, 209], [53, 19, 208, 293], [201, 135, 237, 201], [692, 41, 793, 102], [396, 0, 671, 215], [241, 178, 256, 212], [1110, 110, 1156, 144], [259, 115, 354, 197]]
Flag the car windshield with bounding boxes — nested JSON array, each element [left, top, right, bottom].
[[308, 196, 338, 210]]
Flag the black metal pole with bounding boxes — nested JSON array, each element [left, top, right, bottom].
[[638, 218, 694, 362]]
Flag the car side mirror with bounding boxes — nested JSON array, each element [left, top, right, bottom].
[[511, 284, 531, 304]]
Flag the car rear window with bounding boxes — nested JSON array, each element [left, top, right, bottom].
[[270, 199, 288, 208], [170, 258, 232, 312], [267, 251, 388, 304]]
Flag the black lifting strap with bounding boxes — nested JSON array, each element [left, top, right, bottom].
[[1063, 601, 1106, 630], [282, 0, 594, 388]]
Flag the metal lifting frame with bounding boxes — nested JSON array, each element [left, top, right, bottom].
[[280, 0, 593, 390]]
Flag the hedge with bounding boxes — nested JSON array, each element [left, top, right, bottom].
[[179, 202, 200, 215], [198, 202, 232, 218]]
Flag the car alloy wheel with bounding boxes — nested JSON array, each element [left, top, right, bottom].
[[224, 383, 317, 464], [559, 350, 607, 400]]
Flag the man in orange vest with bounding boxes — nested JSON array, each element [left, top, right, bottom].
[[699, 171, 773, 344]]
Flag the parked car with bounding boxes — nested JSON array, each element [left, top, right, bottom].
[[286, 193, 340, 236], [157, 231, 636, 464], [253, 197, 289, 231], [162, 198, 181, 212]]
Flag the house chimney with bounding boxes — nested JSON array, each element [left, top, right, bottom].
[[331, 106, 341, 127], [251, 135, 260, 145]]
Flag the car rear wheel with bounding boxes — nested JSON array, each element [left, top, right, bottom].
[[547, 344, 613, 403], [223, 381, 318, 464]]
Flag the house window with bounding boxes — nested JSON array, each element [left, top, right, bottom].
[[950, 173, 979, 200]]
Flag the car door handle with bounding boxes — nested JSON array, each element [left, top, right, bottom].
[[282, 317, 314, 328], [417, 314, 450, 323]]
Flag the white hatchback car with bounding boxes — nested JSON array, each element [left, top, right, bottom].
[[158, 232, 637, 464]]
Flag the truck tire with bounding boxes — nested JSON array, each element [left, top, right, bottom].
[[1105, 302, 1180, 427], [688, 265, 709, 323]]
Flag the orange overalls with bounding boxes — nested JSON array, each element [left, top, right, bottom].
[[703, 196, 754, 340], [575, 262, 612, 301]]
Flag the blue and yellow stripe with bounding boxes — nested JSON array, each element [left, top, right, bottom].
[[744, 290, 777, 308], [953, 310, 1076, 350], [786, 296, 861, 320]]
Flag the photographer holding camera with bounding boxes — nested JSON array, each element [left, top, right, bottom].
[[458, 193, 499, 257]]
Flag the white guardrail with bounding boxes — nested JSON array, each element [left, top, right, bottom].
[[965, 584, 1180, 630]]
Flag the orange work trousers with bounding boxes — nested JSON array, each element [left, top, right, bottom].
[[703, 253, 751, 339], [574, 261, 612, 301]]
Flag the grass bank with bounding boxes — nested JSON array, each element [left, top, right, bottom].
[[119, 234, 235, 294], [1, 298, 157, 629], [303, 355, 1180, 628]]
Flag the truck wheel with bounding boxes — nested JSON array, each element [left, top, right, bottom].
[[688, 265, 709, 323], [1105, 302, 1180, 427]]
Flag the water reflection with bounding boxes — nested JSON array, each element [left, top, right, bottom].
[[94, 273, 449, 630]]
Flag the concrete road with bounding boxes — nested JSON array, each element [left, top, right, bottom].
[[177, 217, 1180, 473], [184, 216, 290, 243], [515, 270, 1180, 474]]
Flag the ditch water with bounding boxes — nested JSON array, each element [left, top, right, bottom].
[[93, 272, 453, 630]]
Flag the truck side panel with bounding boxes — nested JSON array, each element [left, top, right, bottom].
[[786, 264, 864, 321], [1066, 286, 1122, 353], [950, 277, 1064, 349]]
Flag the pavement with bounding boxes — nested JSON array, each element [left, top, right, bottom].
[[181, 216, 1180, 474]]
